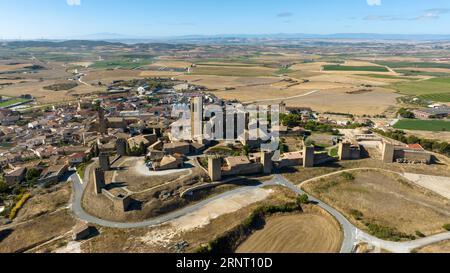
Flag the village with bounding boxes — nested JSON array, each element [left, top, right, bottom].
[[1, 73, 449, 251]]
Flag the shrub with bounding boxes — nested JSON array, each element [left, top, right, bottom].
[[341, 172, 355, 181], [415, 231, 426, 238], [349, 209, 364, 220], [443, 224, 450, 231], [9, 193, 31, 220], [297, 194, 310, 204], [364, 221, 415, 241], [0, 177, 9, 194]]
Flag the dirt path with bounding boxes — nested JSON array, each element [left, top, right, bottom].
[[243, 90, 319, 104]]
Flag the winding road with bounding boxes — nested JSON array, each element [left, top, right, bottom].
[[68, 165, 450, 253]]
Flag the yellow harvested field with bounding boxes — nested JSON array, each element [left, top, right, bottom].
[[176, 75, 280, 89], [236, 207, 343, 253], [344, 60, 383, 66], [83, 69, 143, 83], [147, 60, 192, 68], [404, 130, 450, 142], [290, 62, 328, 71], [139, 71, 184, 77], [360, 57, 423, 62], [191, 65, 277, 77], [307, 74, 394, 86], [195, 62, 255, 67], [0, 79, 30, 85], [281, 88, 399, 115], [0, 80, 102, 104], [0, 63, 31, 71], [70, 62, 94, 67]]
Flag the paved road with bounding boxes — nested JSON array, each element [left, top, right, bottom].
[[356, 229, 450, 253], [69, 166, 450, 253], [272, 174, 358, 253], [69, 173, 276, 229]]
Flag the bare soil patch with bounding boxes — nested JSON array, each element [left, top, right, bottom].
[[0, 210, 77, 253]]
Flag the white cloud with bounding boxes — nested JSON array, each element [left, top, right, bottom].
[[367, 0, 381, 6], [67, 0, 81, 6]]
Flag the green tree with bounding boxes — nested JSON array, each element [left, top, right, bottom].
[[281, 113, 301, 127], [91, 142, 100, 157], [242, 145, 250, 156], [0, 175, 9, 194], [406, 135, 420, 144], [138, 142, 146, 156], [398, 108, 415, 119], [297, 194, 310, 204], [25, 168, 41, 183]]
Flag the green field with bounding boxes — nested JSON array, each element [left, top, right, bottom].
[[322, 65, 389, 72], [0, 98, 30, 108], [394, 119, 450, 132], [389, 77, 450, 95], [419, 93, 450, 103], [91, 58, 153, 69], [375, 61, 450, 69], [396, 69, 450, 78]]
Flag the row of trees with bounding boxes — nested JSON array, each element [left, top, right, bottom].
[[281, 113, 367, 135], [375, 129, 450, 157]]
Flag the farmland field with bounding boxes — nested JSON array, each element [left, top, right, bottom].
[[419, 93, 450, 102], [394, 119, 450, 132], [396, 69, 450, 77], [91, 58, 153, 69], [375, 61, 450, 69], [358, 74, 414, 80], [389, 77, 450, 95], [191, 65, 276, 77], [236, 207, 343, 253], [322, 65, 389, 72], [0, 97, 31, 108]]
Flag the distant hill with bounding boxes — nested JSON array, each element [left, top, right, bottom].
[[4, 40, 126, 48]]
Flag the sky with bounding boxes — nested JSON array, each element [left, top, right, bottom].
[[1, 0, 450, 39]]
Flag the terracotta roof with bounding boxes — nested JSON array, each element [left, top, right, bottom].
[[407, 144, 424, 150]]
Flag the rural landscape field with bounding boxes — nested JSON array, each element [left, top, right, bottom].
[[1, 0, 450, 263]]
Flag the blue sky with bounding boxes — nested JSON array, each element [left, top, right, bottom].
[[1, 0, 450, 39]]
